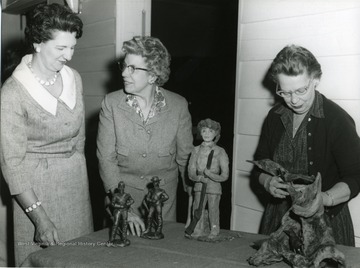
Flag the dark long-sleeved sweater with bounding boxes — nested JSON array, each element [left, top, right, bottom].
[[254, 92, 360, 217]]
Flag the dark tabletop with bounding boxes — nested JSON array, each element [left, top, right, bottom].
[[22, 222, 360, 267]]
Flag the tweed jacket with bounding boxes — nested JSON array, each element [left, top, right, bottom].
[[254, 91, 360, 217], [97, 88, 194, 192]]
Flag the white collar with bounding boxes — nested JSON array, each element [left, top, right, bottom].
[[12, 54, 76, 115]]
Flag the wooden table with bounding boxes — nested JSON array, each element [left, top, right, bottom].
[[22, 222, 360, 267]]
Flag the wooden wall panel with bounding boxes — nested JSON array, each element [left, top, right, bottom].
[[84, 95, 104, 119], [236, 61, 273, 99], [236, 99, 272, 136], [233, 170, 264, 212], [69, 45, 116, 73], [240, 0, 360, 24], [349, 198, 360, 247], [81, 72, 114, 96], [239, 8, 360, 61], [234, 134, 259, 172], [79, 0, 116, 24], [77, 19, 116, 49], [232, 205, 263, 234], [318, 56, 360, 100], [68, 0, 117, 124]]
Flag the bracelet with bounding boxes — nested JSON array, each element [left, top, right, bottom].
[[324, 191, 334, 207], [25, 201, 42, 213]]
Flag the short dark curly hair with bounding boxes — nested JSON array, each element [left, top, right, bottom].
[[122, 36, 171, 86], [25, 3, 83, 50], [269, 45, 322, 83]]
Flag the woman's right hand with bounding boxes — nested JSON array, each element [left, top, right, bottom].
[[263, 175, 289, 199], [34, 217, 60, 247], [127, 211, 145, 237], [15, 189, 60, 247]]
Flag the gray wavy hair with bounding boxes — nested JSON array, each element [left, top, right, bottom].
[[122, 36, 171, 86]]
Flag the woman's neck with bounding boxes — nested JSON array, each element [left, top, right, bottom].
[[31, 54, 57, 79], [133, 85, 156, 120]]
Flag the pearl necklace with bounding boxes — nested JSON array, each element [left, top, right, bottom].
[[28, 61, 59, 86]]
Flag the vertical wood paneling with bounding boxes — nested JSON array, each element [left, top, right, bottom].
[[232, 1, 360, 245]]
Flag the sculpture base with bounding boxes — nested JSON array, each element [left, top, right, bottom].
[[141, 231, 164, 240], [106, 239, 130, 247], [185, 231, 241, 243]]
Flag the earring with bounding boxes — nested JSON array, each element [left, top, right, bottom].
[[35, 47, 41, 53]]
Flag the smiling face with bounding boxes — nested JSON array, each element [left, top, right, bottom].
[[35, 31, 77, 73], [200, 127, 217, 143], [277, 73, 317, 115]]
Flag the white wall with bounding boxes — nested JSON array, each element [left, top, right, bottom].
[[116, 0, 151, 57], [232, 0, 360, 246]]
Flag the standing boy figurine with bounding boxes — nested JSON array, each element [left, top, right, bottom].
[[108, 181, 134, 247], [142, 176, 169, 239], [187, 119, 229, 239]]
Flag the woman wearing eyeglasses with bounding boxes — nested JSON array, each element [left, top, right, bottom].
[[97, 36, 194, 236], [253, 44, 360, 246]]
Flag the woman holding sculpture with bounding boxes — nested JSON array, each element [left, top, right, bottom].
[[254, 44, 360, 246]]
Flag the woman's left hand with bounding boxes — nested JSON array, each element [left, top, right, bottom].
[[266, 176, 289, 199]]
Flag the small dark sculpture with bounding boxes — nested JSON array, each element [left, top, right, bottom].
[[142, 176, 169, 240], [107, 181, 134, 247], [247, 159, 346, 268]]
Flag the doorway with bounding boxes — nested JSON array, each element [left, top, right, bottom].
[[151, 0, 238, 229]]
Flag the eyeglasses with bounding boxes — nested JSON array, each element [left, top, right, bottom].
[[276, 79, 312, 98], [118, 62, 149, 75]]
